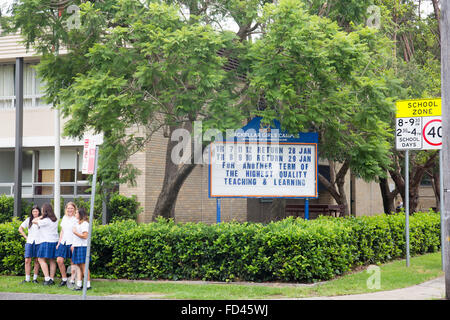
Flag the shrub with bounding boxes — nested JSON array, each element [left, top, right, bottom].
[[0, 195, 32, 224], [0, 194, 140, 223], [0, 211, 442, 282], [74, 193, 141, 222], [108, 194, 141, 222]]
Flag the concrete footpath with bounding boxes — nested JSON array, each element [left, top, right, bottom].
[[297, 276, 446, 300], [0, 276, 446, 300]]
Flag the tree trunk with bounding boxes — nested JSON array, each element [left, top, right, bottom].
[[431, 169, 440, 210], [409, 152, 438, 213], [318, 159, 350, 216], [389, 151, 438, 214], [431, 0, 441, 41], [152, 124, 197, 220], [379, 176, 398, 214]]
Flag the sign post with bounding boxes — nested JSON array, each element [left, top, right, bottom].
[[305, 198, 309, 220], [395, 98, 442, 267], [81, 137, 99, 300], [216, 198, 221, 224], [405, 150, 410, 267]]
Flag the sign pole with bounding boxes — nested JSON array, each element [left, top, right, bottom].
[[395, 98, 442, 268], [405, 149, 410, 267], [305, 198, 309, 220], [13, 57, 23, 218], [82, 146, 99, 300], [216, 198, 221, 224]]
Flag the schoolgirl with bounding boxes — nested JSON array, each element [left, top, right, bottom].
[[18, 205, 42, 284], [33, 203, 59, 285], [71, 208, 91, 290], [56, 201, 77, 287]]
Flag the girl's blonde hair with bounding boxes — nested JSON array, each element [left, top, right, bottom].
[[65, 201, 78, 216]]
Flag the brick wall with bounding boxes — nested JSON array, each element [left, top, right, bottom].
[[120, 127, 247, 224]]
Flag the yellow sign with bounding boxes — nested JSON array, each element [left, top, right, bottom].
[[396, 98, 441, 118]]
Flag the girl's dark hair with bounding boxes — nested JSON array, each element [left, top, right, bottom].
[[41, 203, 57, 222], [77, 208, 89, 223], [29, 205, 41, 228]]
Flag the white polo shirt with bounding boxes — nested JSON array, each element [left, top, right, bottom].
[[20, 218, 41, 244], [59, 215, 77, 245], [37, 217, 59, 243], [72, 221, 89, 247]]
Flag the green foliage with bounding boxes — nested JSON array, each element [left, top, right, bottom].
[[2, 0, 247, 192], [248, 0, 398, 182], [0, 212, 441, 282], [0, 219, 25, 275], [0, 195, 32, 224], [0, 194, 140, 224], [108, 194, 141, 222]]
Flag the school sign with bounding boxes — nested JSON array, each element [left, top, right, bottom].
[[395, 98, 442, 150], [209, 117, 319, 199]]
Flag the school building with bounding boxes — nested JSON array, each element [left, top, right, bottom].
[[0, 33, 437, 223]]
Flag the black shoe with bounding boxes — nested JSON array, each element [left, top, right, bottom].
[[20, 280, 30, 284], [59, 280, 67, 287], [32, 279, 39, 284], [43, 279, 55, 286], [73, 286, 82, 291]]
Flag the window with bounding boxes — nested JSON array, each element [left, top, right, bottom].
[[0, 65, 14, 108], [0, 63, 49, 109]]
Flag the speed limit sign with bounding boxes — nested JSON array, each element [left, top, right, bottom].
[[422, 117, 442, 149], [395, 99, 442, 151]]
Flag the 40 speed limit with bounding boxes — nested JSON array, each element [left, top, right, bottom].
[[395, 116, 442, 150], [422, 118, 442, 149]]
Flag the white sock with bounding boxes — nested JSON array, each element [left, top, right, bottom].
[[45, 276, 50, 281], [77, 280, 82, 287], [87, 281, 91, 287], [33, 274, 38, 280], [62, 278, 67, 281], [25, 275, 30, 282]]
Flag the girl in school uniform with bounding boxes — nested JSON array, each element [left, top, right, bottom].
[[56, 202, 77, 287], [72, 208, 91, 290], [18, 205, 42, 284], [33, 203, 59, 286]]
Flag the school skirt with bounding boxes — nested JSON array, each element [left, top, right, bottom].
[[24, 242, 40, 258], [55, 243, 72, 259], [37, 242, 57, 259], [72, 246, 91, 265]]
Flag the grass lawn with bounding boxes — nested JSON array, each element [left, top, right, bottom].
[[0, 251, 444, 299]]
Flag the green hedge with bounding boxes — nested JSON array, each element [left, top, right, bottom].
[[0, 195, 33, 223], [0, 211, 441, 282], [0, 193, 141, 224]]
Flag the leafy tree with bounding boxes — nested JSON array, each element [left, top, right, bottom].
[[372, 0, 442, 214], [3, 0, 413, 219], [3, 0, 250, 220], [247, 0, 399, 215]]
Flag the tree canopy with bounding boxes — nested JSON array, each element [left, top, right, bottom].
[[2, 0, 434, 218]]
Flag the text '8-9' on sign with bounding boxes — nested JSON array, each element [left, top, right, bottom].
[[395, 98, 442, 150]]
